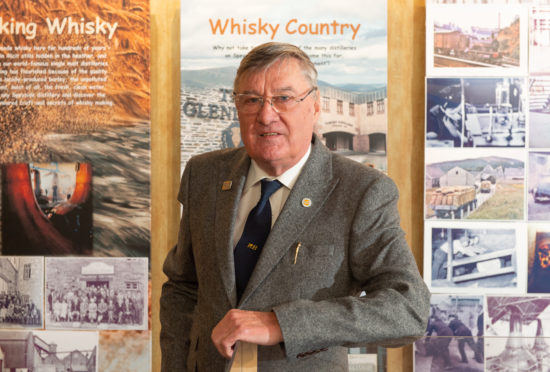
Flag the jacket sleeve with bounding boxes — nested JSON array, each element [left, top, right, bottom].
[[160, 160, 197, 372], [272, 174, 431, 360]]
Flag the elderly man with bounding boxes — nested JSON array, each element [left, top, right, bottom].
[[160, 42, 430, 371]]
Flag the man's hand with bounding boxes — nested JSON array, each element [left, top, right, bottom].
[[211, 309, 283, 359]]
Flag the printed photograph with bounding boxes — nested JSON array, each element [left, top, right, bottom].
[[0, 330, 97, 371], [99, 331, 151, 372], [529, 76, 550, 148], [530, 7, 550, 74], [426, 78, 526, 148], [45, 257, 148, 331], [424, 221, 525, 292], [348, 346, 384, 372], [529, 225, 550, 293], [0, 0, 151, 258], [426, 4, 527, 76], [528, 152, 550, 221], [181, 0, 388, 173], [1, 163, 92, 255], [415, 294, 484, 372], [425, 148, 525, 220], [486, 296, 550, 370], [98, 279, 150, 371], [0, 257, 43, 329]]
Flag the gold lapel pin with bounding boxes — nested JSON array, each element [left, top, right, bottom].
[[301, 198, 312, 207], [222, 181, 232, 191]]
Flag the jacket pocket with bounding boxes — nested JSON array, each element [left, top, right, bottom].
[[306, 244, 335, 257]]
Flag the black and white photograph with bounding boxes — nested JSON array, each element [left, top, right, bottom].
[[425, 148, 525, 220], [528, 225, 550, 293], [528, 152, 550, 221], [426, 78, 526, 148], [0, 257, 43, 329], [414, 294, 484, 372], [486, 296, 550, 370], [529, 77, 550, 148], [348, 346, 384, 372], [45, 257, 148, 331], [426, 4, 527, 76], [0, 330, 97, 371], [424, 221, 525, 293], [348, 354, 377, 372]]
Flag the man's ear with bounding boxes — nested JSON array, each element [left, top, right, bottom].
[[313, 91, 321, 121]]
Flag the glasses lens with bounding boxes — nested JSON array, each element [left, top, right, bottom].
[[236, 95, 262, 113], [235, 88, 315, 113], [272, 96, 294, 113]]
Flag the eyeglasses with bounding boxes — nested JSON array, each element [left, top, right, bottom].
[[233, 87, 317, 114]]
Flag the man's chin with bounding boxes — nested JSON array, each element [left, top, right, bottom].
[[253, 154, 298, 176]]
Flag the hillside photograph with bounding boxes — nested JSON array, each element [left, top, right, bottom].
[[425, 148, 525, 220]]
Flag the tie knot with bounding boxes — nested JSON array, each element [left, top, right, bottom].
[[260, 179, 283, 203]]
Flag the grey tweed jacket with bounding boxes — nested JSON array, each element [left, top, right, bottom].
[[160, 136, 430, 372]]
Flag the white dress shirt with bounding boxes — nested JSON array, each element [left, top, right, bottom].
[[232, 146, 311, 247]]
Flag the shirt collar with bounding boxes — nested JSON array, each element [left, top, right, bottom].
[[244, 145, 312, 191]]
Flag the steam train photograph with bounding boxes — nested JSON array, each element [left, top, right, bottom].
[[434, 30, 505, 66], [428, 5, 523, 70]]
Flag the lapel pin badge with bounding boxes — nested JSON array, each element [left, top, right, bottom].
[[222, 180, 232, 191], [301, 198, 312, 208]]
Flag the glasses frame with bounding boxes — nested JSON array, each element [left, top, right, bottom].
[[233, 87, 318, 114]]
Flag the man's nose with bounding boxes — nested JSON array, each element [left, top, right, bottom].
[[257, 98, 279, 123]]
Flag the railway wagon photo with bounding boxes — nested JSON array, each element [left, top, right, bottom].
[[427, 4, 526, 74]]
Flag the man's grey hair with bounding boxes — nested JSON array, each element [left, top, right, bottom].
[[233, 42, 318, 92]]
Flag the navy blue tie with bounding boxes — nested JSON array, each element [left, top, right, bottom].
[[234, 179, 283, 301]]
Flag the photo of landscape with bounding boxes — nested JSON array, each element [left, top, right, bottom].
[[425, 148, 525, 220]]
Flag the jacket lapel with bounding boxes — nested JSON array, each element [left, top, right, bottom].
[[239, 138, 340, 305], [214, 149, 250, 307]]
